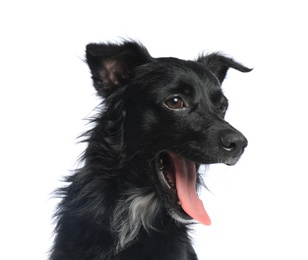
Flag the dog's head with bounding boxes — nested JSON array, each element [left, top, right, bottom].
[[86, 41, 251, 226]]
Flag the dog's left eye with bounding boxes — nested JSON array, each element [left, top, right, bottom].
[[165, 97, 186, 110]]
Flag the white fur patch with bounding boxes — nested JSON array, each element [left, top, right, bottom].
[[112, 189, 162, 252]]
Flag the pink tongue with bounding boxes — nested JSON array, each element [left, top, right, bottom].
[[168, 152, 211, 225]]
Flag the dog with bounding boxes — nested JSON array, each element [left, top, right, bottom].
[[50, 40, 251, 260]]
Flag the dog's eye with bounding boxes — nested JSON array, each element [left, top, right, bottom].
[[218, 101, 228, 115], [165, 97, 186, 110]]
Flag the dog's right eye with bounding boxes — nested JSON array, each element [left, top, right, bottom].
[[165, 97, 186, 110], [217, 100, 228, 117]]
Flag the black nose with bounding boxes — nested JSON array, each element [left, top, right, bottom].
[[220, 131, 248, 157]]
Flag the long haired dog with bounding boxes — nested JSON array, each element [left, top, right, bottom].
[[50, 41, 251, 260]]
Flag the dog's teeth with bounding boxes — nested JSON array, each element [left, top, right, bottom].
[[178, 201, 182, 206], [159, 158, 165, 171]]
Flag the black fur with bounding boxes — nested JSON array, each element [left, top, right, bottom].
[[50, 41, 251, 260]]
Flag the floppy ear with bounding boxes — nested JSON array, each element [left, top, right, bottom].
[[86, 41, 152, 97], [197, 53, 252, 84]]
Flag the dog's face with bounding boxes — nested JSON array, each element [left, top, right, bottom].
[[86, 41, 251, 226]]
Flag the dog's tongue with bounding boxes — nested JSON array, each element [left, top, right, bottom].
[[168, 152, 211, 225]]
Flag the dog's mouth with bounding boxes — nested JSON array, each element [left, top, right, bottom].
[[156, 151, 211, 225]]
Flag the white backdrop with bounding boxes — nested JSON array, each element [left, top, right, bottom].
[[1, 1, 308, 259]]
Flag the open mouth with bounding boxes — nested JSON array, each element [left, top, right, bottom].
[[156, 151, 211, 225]]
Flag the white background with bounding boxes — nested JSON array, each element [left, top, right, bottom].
[[1, 1, 308, 259]]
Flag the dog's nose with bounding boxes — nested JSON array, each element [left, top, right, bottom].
[[220, 131, 248, 157]]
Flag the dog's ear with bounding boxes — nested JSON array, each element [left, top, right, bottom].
[[86, 41, 151, 97], [197, 53, 252, 84]]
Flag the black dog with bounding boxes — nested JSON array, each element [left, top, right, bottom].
[[50, 41, 251, 260]]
